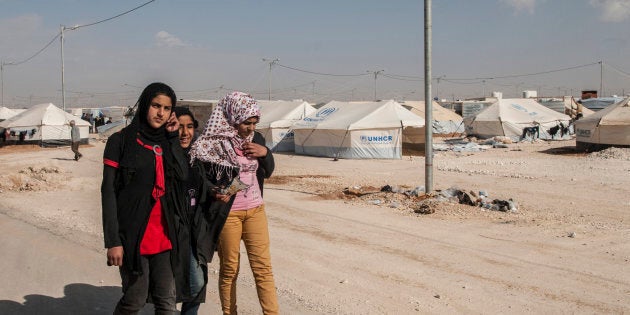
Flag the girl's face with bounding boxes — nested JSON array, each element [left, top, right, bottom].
[[178, 115, 195, 149], [235, 116, 258, 138], [146, 94, 173, 129]]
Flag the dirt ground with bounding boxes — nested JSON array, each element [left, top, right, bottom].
[[0, 138, 628, 314]]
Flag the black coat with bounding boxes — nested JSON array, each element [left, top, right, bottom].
[[101, 129, 187, 276]]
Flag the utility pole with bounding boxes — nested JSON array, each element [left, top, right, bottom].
[[1, 60, 16, 108], [1, 61, 5, 107], [435, 75, 445, 101], [367, 70, 384, 101], [598, 60, 604, 97], [60, 25, 78, 112], [424, 0, 433, 193], [60, 25, 66, 111], [262, 58, 279, 100]]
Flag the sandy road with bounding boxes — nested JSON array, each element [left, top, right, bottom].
[[260, 187, 629, 314], [0, 141, 628, 314]]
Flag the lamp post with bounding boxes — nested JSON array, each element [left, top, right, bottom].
[[435, 75, 445, 101], [262, 58, 279, 100], [1, 60, 16, 107], [424, 0, 433, 193], [515, 82, 524, 98], [60, 25, 78, 112], [367, 70, 384, 101]]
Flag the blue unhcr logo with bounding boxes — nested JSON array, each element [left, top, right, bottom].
[[360, 135, 393, 143], [280, 130, 295, 139], [304, 107, 338, 122]]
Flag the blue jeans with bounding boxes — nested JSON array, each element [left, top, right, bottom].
[[181, 246, 205, 315]]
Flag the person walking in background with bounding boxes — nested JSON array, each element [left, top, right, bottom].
[[69, 120, 82, 161], [173, 107, 232, 315], [189, 91, 278, 315], [101, 82, 186, 315]]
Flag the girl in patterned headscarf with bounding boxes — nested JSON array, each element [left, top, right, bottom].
[[189, 91, 261, 184], [189, 91, 279, 315]]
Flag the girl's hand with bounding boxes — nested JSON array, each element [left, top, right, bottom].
[[214, 192, 232, 203], [166, 112, 179, 132], [242, 142, 268, 158]]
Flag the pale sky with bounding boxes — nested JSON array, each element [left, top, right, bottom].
[[1, 0, 629, 108]]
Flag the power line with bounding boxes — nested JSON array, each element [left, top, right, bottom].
[[72, 0, 156, 30], [446, 61, 600, 81], [5, 33, 61, 66], [275, 63, 369, 77], [6, 0, 156, 67], [604, 61, 630, 78], [381, 73, 423, 82]]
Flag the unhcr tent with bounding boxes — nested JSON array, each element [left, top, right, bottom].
[[0, 107, 18, 122], [292, 100, 425, 159], [575, 97, 630, 151], [0, 103, 90, 146], [400, 101, 464, 136], [464, 98, 572, 140], [257, 100, 316, 151]]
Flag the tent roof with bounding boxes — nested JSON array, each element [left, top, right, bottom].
[[472, 98, 570, 124], [292, 100, 425, 130], [256, 100, 316, 128], [0, 103, 90, 129], [400, 101, 463, 121], [0, 106, 18, 120], [576, 97, 630, 126]]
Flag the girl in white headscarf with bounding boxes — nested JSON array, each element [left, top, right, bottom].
[[190, 91, 279, 315]]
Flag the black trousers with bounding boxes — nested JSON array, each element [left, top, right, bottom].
[[71, 141, 82, 160], [114, 251, 177, 315]]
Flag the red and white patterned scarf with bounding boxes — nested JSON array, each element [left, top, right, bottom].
[[189, 91, 260, 181]]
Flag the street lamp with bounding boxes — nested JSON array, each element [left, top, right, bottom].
[[367, 69, 384, 101], [515, 82, 525, 98], [60, 24, 79, 112], [435, 75, 445, 101], [1, 60, 14, 107], [262, 58, 279, 100]]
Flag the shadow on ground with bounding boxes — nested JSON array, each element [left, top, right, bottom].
[[0, 283, 154, 315], [538, 146, 587, 157], [52, 157, 76, 161]]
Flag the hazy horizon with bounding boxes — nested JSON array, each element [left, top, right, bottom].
[[1, 0, 629, 108]]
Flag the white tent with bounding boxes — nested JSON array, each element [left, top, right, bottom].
[[464, 98, 572, 140], [575, 97, 630, 151], [292, 100, 425, 159], [0, 103, 90, 146], [256, 100, 316, 151], [0, 107, 18, 121], [400, 100, 464, 136]]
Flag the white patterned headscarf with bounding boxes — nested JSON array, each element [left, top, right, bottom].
[[189, 91, 260, 181]]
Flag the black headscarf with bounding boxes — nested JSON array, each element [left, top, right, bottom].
[[120, 82, 177, 168]]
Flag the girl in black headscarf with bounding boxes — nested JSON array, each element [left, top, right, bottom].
[[101, 82, 187, 314]]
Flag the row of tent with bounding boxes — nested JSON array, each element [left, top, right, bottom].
[[256, 97, 629, 158], [1, 96, 628, 157], [256, 98, 575, 159], [0, 103, 90, 146]]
